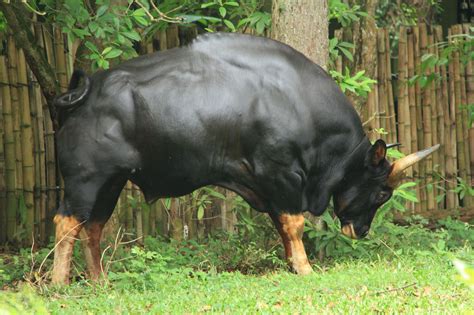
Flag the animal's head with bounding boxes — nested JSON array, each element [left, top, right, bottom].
[[333, 139, 439, 239]]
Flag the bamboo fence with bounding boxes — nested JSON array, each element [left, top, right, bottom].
[[0, 23, 473, 245]]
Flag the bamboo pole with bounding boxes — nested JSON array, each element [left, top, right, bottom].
[[377, 29, 388, 141], [428, 33, 439, 208], [149, 200, 157, 237], [0, 56, 16, 243], [447, 28, 459, 210], [183, 196, 194, 239], [165, 25, 184, 240], [166, 24, 180, 49], [169, 198, 182, 240], [0, 69, 4, 243], [41, 26, 58, 237], [385, 29, 396, 144], [28, 68, 41, 240], [406, 28, 419, 212], [398, 27, 413, 178], [141, 192, 150, 237], [464, 27, 474, 187], [122, 181, 132, 234], [412, 25, 426, 213], [7, 38, 22, 239], [153, 200, 166, 237], [30, 22, 48, 242], [54, 27, 69, 92], [335, 29, 343, 75], [397, 27, 407, 150], [433, 26, 446, 209], [133, 185, 143, 244], [368, 77, 378, 142], [54, 27, 68, 202], [452, 25, 468, 208], [461, 24, 472, 206], [407, 29, 418, 170], [414, 25, 425, 212], [17, 48, 35, 244], [420, 25, 435, 211]]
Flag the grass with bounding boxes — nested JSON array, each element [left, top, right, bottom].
[[1, 217, 473, 314]]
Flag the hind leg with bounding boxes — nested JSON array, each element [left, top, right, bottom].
[[81, 176, 126, 281], [80, 222, 105, 281]]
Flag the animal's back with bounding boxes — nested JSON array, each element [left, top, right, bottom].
[[61, 33, 364, 210]]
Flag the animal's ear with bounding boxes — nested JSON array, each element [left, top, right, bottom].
[[366, 139, 387, 167]]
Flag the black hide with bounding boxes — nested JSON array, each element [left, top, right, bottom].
[[56, 33, 378, 227]]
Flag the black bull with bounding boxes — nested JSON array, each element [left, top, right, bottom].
[[52, 33, 438, 284]]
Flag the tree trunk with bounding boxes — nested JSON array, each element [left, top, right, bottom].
[[343, 0, 378, 124], [272, 0, 328, 69], [272, 0, 329, 261]]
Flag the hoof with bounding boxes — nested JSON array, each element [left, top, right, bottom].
[[293, 263, 313, 275]]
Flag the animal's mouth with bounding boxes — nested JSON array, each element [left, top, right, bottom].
[[341, 223, 357, 239]]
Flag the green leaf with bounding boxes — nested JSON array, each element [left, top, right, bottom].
[[397, 182, 417, 189], [338, 41, 355, 48], [85, 41, 99, 53], [71, 28, 90, 39], [98, 58, 110, 69], [133, 15, 149, 26], [197, 206, 204, 220], [132, 8, 147, 17], [201, 2, 216, 8], [436, 194, 446, 204], [104, 48, 123, 59], [255, 20, 265, 34], [223, 19, 235, 32], [122, 31, 141, 42], [338, 47, 353, 61], [219, 6, 226, 18], [102, 47, 112, 55], [96, 5, 108, 17], [224, 1, 239, 6]]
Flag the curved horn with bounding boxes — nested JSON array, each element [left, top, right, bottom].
[[386, 143, 401, 149], [388, 144, 440, 187]]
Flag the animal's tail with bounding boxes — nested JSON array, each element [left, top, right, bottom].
[[54, 70, 91, 109]]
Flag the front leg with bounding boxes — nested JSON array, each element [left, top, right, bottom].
[[80, 221, 105, 281], [270, 213, 312, 275]]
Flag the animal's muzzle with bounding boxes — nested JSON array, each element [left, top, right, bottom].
[[341, 223, 357, 239]]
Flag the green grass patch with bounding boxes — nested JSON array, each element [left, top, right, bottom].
[[1, 217, 473, 314]]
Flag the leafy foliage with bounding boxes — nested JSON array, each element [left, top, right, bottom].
[[329, 0, 368, 27], [329, 67, 377, 97], [327, 0, 376, 98], [24, 0, 270, 70], [0, 11, 6, 33], [328, 37, 355, 67], [304, 181, 420, 259], [410, 27, 474, 88], [196, 0, 270, 34]]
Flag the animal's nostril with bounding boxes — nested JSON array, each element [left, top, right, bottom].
[[359, 225, 369, 238]]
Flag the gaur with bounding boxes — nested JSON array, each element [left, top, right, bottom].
[[52, 33, 438, 284]]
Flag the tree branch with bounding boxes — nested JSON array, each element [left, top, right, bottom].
[[0, 2, 60, 129]]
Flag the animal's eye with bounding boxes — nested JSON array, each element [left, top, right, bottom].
[[376, 191, 390, 203]]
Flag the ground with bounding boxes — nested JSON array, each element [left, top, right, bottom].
[[0, 218, 473, 314]]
